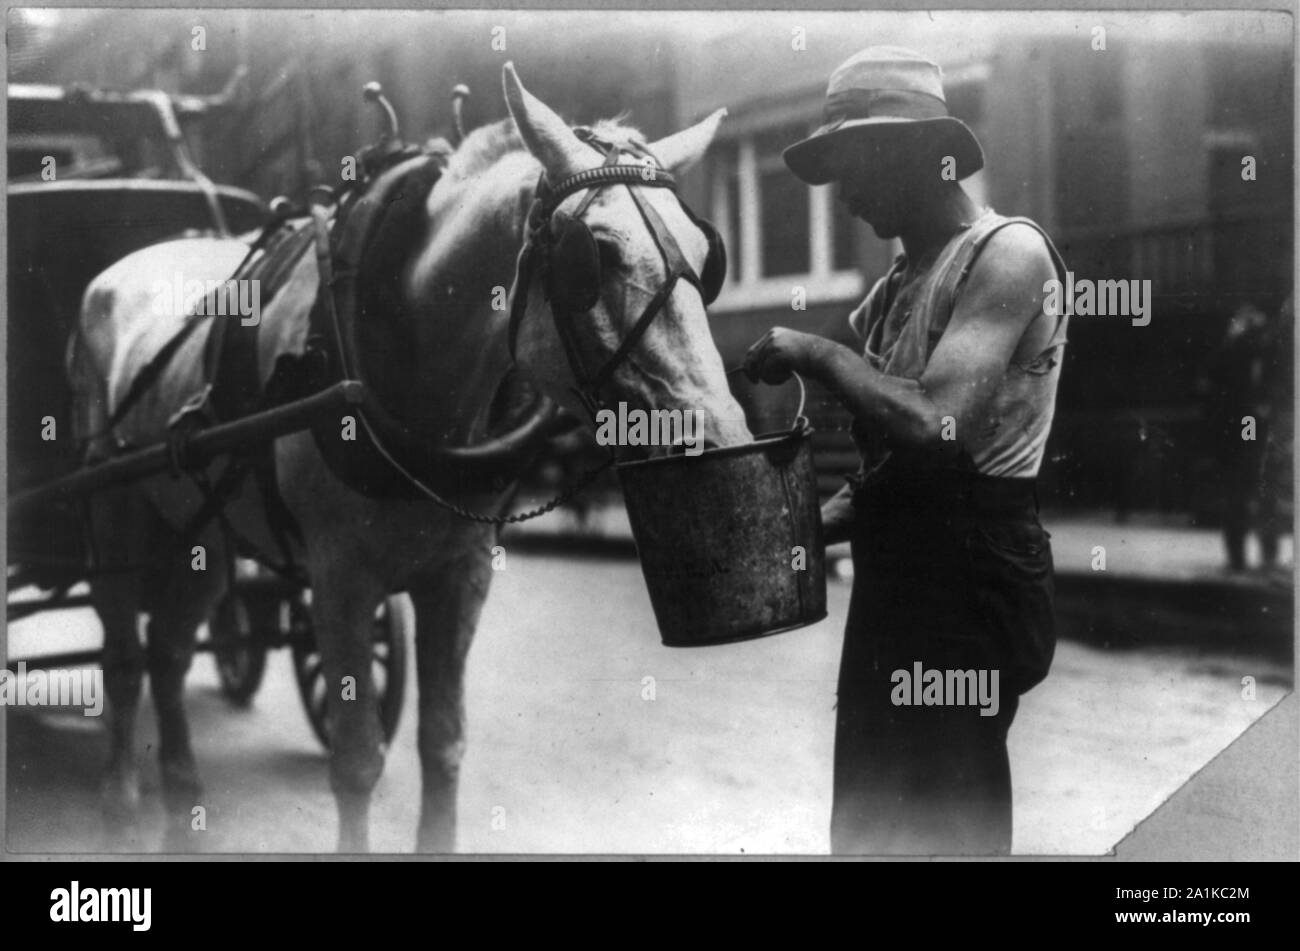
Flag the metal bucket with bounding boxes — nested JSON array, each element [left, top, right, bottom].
[[616, 380, 826, 647]]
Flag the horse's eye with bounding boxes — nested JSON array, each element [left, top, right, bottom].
[[597, 240, 622, 272]]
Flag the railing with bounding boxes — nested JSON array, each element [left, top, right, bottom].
[[1055, 210, 1291, 302]]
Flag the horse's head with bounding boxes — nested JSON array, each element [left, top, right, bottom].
[[503, 64, 751, 457]]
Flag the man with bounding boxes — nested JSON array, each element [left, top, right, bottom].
[[743, 46, 1068, 855]]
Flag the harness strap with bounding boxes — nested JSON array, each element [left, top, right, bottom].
[[103, 315, 208, 440], [583, 184, 705, 397], [180, 456, 250, 543], [588, 274, 680, 396], [181, 456, 304, 583], [542, 163, 679, 215], [510, 138, 707, 417], [548, 145, 623, 415], [251, 456, 301, 568], [92, 220, 310, 445]]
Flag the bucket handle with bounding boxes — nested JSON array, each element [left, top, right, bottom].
[[726, 367, 809, 434]]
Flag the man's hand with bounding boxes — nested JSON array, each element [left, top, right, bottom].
[[820, 483, 858, 547], [743, 327, 829, 384]]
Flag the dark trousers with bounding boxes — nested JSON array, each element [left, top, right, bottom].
[[1218, 429, 1279, 569], [830, 469, 1055, 856], [831, 683, 1018, 855]]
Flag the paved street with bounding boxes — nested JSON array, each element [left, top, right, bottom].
[[6, 540, 1290, 855]]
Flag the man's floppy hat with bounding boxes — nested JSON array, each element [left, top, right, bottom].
[[783, 46, 984, 185]]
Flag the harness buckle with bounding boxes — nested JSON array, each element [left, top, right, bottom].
[[165, 384, 214, 476]]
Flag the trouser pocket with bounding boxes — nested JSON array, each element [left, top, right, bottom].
[[962, 521, 1057, 694]]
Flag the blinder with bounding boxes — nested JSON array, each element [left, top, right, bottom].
[[543, 201, 727, 315], [696, 215, 727, 306], [548, 210, 603, 314]]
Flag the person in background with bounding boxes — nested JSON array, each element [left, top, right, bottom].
[[1200, 300, 1279, 572], [744, 46, 1068, 855], [1261, 294, 1293, 575]]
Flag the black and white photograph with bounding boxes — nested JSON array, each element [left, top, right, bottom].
[[2, 5, 1295, 866]]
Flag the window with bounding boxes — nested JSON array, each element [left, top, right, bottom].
[[705, 115, 865, 311], [1205, 45, 1293, 218], [755, 124, 811, 277], [1052, 65, 1127, 231], [945, 81, 985, 128]]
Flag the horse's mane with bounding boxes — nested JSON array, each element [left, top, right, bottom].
[[441, 113, 652, 181]]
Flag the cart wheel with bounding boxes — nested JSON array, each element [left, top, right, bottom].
[[291, 593, 409, 750], [211, 589, 269, 705]]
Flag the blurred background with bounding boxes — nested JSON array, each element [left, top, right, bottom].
[[6, 9, 1295, 855], [9, 8, 1294, 524]]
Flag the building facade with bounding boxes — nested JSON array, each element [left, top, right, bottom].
[[11, 10, 1293, 513]]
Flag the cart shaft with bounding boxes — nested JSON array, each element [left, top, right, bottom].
[[9, 380, 366, 515]]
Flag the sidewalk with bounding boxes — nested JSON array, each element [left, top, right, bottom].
[[505, 501, 1292, 586], [503, 502, 1294, 657], [1041, 514, 1294, 585]]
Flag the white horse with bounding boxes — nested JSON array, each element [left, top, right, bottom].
[[68, 63, 751, 852]]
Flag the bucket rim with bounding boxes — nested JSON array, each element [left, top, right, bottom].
[[614, 424, 814, 473], [659, 609, 829, 648]]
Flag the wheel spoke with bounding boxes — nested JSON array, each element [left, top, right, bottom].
[[296, 652, 322, 685], [288, 593, 407, 749]]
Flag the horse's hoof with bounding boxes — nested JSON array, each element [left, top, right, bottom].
[[99, 805, 144, 853], [101, 823, 147, 853], [100, 769, 142, 825], [336, 832, 370, 854], [159, 766, 204, 817], [415, 827, 456, 855], [161, 823, 205, 855]]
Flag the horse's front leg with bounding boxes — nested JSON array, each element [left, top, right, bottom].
[[276, 432, 400, 851], [310, 561, 389, 853], [409, 531, 495, 853]]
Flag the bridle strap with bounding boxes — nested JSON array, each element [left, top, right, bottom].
[[545, 163, 678, 214], [544, 144, 624, 416], [585, 186, 701, 396], [506, 139, 707, 418]]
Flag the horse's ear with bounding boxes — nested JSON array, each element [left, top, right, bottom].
[[502, 62, 589, 180], [647, 108, 728, 175]]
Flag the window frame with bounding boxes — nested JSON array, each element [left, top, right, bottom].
[[705, 99, 865, 313]]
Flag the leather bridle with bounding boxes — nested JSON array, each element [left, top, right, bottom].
[[507, 130, 715, 421]]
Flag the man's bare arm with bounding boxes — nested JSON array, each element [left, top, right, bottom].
[[746, 225, 1057, 457]]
